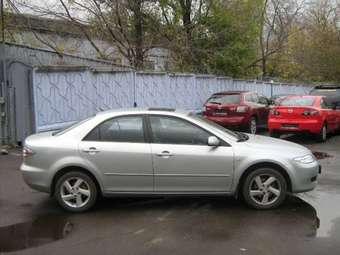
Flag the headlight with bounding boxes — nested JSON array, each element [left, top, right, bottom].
[[293, 154, 315, 164]]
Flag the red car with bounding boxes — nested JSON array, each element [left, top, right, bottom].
[[268, 95, 340, 142], [203, 91, 270, 134]]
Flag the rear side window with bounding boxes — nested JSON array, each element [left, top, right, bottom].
[[149, 116, 211, 145], [207, 94, 240, 104], [280, 97, 315, 106], [84, 116, 145, 143]]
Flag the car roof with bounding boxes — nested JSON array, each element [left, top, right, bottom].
[[213, 91, 249, 95], [95, 108, 190, 118]]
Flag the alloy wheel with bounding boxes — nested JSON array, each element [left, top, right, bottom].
[[249, 174, 281, 206], [60, 177, 91, 208]]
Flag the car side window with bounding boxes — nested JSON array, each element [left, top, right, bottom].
[[149, 116, 211, 145], [320, 99, 327, 109], [244, 94, 251, 102], [84, 115, 145, 143], [258, 95, 269, 105], [252, 93, 259, 103]]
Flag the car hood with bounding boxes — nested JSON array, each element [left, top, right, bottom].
[[239, 134, 311, 157]]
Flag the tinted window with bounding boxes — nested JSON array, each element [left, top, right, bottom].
[[258, 95, 269, 105], [149, 116, 211, 145], [280, 97, 315, 106], [84, 116, 144, 143], [207, 94, 240, 104]]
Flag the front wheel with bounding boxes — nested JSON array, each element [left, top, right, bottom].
[[242, 168, 287, 209], [55, 171, 98, 212]]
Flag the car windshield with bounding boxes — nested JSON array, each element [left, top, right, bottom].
[[190, 114, 239, 139], [207, 94, 241, 104], [279, 97, 315, 106], [52, 117, 93, 136]]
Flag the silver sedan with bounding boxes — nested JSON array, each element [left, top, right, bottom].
[[21, 108, 320, 212]]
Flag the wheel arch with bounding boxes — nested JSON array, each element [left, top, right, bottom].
[[236, 162, 292, 197], [50, 166, 103, 197]]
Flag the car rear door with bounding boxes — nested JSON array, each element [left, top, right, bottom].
[[79, 115, 153, 192], [147, 115, 234, 193]]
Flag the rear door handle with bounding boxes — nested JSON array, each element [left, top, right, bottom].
[[83, 147, 100, 154], [156, 151, 173, 157]]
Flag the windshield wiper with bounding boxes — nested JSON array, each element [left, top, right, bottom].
[[236, 132, 249, 142]]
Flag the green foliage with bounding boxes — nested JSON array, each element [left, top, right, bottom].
[[161, 0, 262, 77]]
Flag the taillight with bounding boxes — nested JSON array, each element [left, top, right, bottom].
[[236, 106, 248, 113], [302, 110, 319, 116], [270, 109, 280, 115], [23, 147, 34, 158]]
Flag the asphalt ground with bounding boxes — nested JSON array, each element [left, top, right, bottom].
[[0, 133, 339, 255]]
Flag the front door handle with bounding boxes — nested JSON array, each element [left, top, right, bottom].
[[156, 151, 173, 157], [83, 147, 100, 154]]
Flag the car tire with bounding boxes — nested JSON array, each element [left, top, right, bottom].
[[316, 124, 327, 143], [248, 116, 257, 134], [242, 168, 287, 210], [269, 130, 280, 138], [55, 171, 98, 212]]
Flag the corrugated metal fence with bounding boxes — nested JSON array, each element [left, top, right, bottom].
[[32, 68, 312, 132]]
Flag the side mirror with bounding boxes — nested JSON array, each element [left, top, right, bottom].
[[208, 136, 220, 147]]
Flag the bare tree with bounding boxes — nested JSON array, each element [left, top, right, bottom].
[[11, 0, 162, 69], [249, 0, 304, 78]]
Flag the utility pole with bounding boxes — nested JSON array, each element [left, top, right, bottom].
[[0, 0, 6, 146]]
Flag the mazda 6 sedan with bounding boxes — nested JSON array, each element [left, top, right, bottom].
[[21, 108, 320, 212]]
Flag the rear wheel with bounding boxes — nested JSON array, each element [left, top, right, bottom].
[[242, 168, 287, 209], [316, 124, 327, 143], [55, 171, 98, 212], [248, 116, 257, 134]]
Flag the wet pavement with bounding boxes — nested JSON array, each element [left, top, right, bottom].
[[0, 133, 339, 255]]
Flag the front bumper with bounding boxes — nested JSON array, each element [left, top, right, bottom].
[[268, 119, 323, 134], [291, 160, 320, 193], [20, 163, 51, 193]]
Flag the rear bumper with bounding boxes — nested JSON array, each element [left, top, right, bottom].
[[20, 163, 51, 193], [268, 119, 323, 134], [205, 115, 250, 127]]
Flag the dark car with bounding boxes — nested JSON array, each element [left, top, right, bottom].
[[203, 91, 270, 134], [310, 85, 340, 97], [310, 85, 340, 124]]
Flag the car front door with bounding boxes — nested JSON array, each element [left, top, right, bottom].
[[148, 115, 234, 193], [321, 98, 338, 131], [79, 115, 153, 192]]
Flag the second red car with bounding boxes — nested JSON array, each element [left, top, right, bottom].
[[268, 95, 340, 142]]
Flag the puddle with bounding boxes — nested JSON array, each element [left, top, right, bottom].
[[312, 151, 333, 160], [0, 215, 73, 252], [299, 186, 340, 238]]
